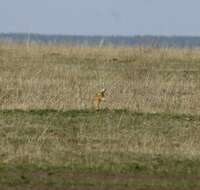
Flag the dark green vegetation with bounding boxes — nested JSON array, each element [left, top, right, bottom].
[[0, 109, 200, 189]]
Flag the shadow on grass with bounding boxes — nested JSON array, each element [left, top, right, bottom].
[[0, 108, 128, 116], [0, 108, 199, 121]]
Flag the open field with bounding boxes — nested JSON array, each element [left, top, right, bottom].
[[1, 43, 200, 189]]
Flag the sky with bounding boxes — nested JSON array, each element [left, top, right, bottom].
[[0, 0, 199, 36]]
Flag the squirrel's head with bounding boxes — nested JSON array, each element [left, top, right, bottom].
[[100, 88, 106, 96]]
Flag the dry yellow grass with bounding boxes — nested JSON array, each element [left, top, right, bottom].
[[1, 42, 200, 114], [1, 43, 200, 190]]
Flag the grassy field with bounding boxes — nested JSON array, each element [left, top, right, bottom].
[[1, 43, 200, 189]]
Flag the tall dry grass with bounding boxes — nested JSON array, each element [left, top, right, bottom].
[[0, 42, 200, 114], [1, 43, 200, 169]]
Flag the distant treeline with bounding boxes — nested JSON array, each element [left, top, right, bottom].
[[1, 33, 200, 47]]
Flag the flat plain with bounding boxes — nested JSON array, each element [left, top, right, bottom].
[[1, 43, 200, 189]]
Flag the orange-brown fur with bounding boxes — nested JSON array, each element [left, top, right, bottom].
[[94, 89, 106, 110]]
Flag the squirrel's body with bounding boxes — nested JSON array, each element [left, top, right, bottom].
[[94, 89, 106, 110]]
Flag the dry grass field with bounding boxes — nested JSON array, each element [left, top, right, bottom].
[[1, 43, 200, 189], [1, 42, 200, 113]]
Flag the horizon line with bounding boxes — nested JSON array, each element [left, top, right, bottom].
[[1, 32, 200, 38]]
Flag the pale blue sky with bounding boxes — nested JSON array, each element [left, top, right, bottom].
[[0, 0, 199, 36]]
